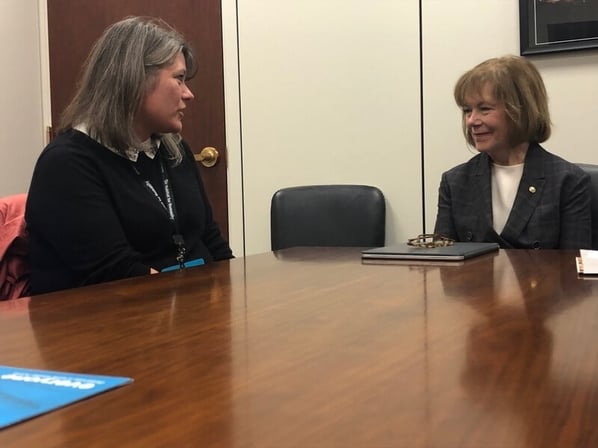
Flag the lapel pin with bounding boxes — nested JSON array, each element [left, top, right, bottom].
[[528, 186, 536, 194]]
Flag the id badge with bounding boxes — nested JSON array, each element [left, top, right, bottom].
[[161, 258, 205, 273]]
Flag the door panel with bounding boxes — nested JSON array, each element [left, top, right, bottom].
[[47, 0, 229, 239]]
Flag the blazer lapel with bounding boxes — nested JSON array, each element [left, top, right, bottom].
[[501, 144, 546, 242]]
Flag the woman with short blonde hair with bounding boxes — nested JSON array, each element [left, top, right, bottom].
[[434, 55, 591, 249]]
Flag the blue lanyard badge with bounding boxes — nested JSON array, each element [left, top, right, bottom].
[[161, 258, 205, 273]]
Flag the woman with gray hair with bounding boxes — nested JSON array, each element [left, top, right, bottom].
[[433, 55, 591, 249], [26, 16, 232, 295]]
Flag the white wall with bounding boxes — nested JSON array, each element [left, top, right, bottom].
[[230, 0, 422, 255], [0, 1, 45, 196]]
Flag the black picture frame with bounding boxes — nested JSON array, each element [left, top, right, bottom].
[[520, 0, 598, 55]]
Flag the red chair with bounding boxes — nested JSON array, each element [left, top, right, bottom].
[[0, 193, 30, 299]]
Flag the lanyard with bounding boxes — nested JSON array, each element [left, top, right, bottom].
[[132, 158, 187, 269]]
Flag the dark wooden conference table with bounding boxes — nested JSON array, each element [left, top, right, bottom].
[[1, 247, 598, 447]]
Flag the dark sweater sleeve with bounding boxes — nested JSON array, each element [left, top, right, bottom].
[[26, 142, 150, 293]]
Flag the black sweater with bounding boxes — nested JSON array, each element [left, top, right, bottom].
[[26, 130, 232, 294]]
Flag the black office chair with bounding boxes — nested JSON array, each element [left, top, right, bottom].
[[577, 163, 598, 250], [270, 184, 386, 251]]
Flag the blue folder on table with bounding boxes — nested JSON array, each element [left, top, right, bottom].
[[0, 366, 132, 429]]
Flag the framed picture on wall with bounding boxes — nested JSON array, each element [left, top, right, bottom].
[[520, 0, 598, 55]]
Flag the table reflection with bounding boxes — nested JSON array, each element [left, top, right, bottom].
[[25, 268, 235, 447], [440, 250, 596, 448]]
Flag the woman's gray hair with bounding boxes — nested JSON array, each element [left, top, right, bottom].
[[60, 16, 197, 165]]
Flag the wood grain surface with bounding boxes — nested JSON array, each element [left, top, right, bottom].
[[1, 248, 597, 447]]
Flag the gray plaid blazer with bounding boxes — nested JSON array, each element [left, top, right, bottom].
[[433, 143, 591, 249]]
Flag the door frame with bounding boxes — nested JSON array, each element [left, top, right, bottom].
[[220, 0, 244, 257]]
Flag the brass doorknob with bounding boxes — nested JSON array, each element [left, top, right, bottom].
[[194, 146, 219, 167]]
